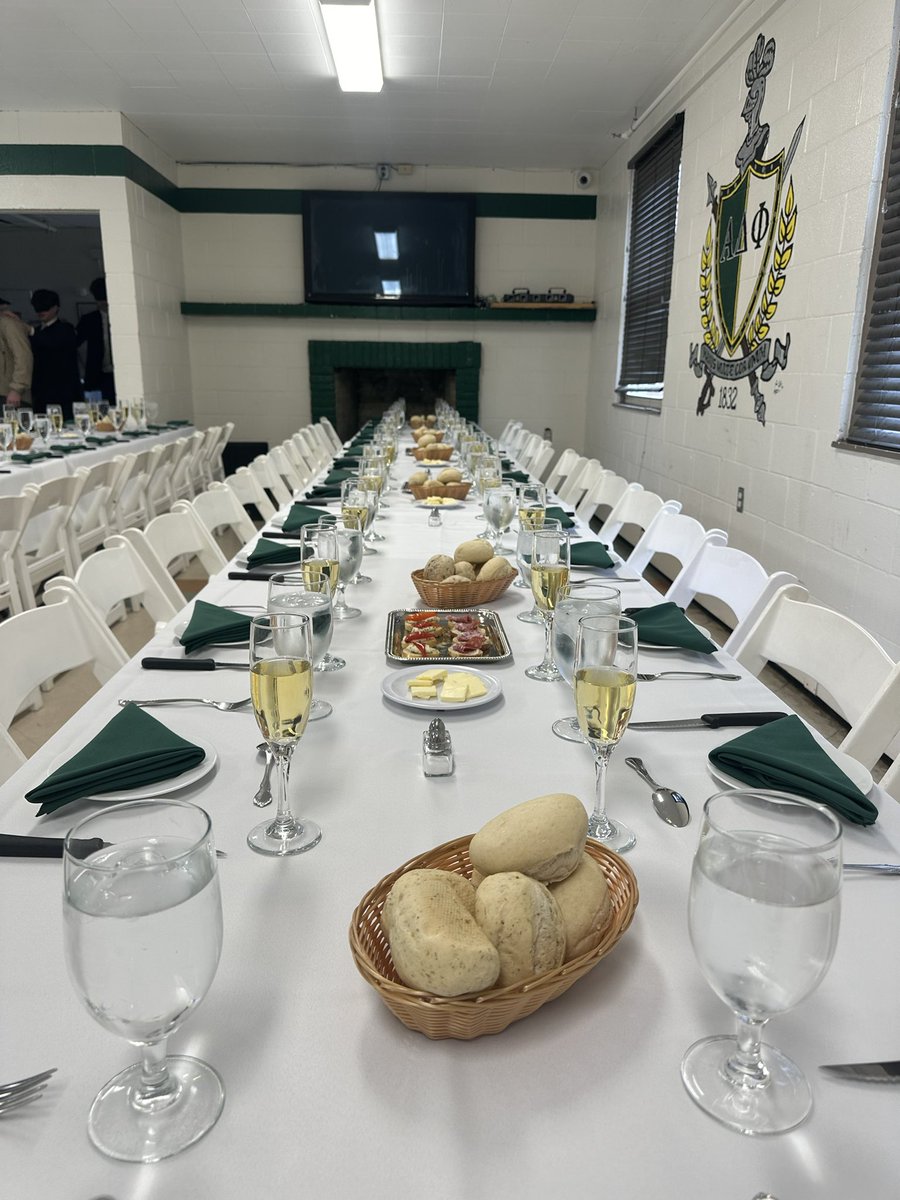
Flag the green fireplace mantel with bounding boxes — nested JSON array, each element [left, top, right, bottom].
[[180, 302, 595, 323], [309, 341, 481, 424]]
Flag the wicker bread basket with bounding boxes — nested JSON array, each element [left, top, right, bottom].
[[407, 481, 472, 501], [411, 569, 514, 607], [413, 444, 453, 461], [349, 835, 639, 1039]]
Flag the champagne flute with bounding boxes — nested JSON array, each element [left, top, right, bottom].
[[0, 421, 13, 462], [525, 528, 571, 681], [518, 482, 546, 530], [332, 522, 363, 619], [248, 612, 322, 855], [515, 517, 561, 621], [63, 799, 224, 1162], [33, 413, 51, 448], [3, 405, 20, 436], [340, 479, 373, 580], [483, 482, 517, 550], [110, 404, 126, 434], [300, 526, 345, 671], [47, 403, 64, 435], [267, 571, 335, 714], [574, 613, 638, 851], [682, 790, 842, 1135], [551, 586, 621, 741]]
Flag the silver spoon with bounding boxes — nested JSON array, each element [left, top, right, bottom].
[[254, 743, 275, 807], [625, 756, 691, 826]]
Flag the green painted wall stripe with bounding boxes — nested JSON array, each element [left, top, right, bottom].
[[0, 144, 595, 220], [181, 301, 595, 323]]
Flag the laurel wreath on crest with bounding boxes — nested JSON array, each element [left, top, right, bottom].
[[698, 178, 797, 354], [748, 178, 796, 350]]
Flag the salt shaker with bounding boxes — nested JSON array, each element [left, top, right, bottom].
[[422, 717, 454, 776]]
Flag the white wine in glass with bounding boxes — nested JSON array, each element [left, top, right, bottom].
[[525, 528, 570, 681], [47, 403, 64, 434], [574, 613, 638, 851], [551, 587, 621, 742], [63, 800, 224, 1162], [682, 790, 842, 1135], [247, 611, 322, 855]]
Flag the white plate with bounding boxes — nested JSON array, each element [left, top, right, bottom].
[[173, 604, 263, 648], [413, 499, 464, 510], [381, 667, 502, 712], [49, 736, 218, 803], [708, 743, 873, 797]]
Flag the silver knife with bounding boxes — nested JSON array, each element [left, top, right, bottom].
[[820, 1060, 900, 1083], [141, 657, 248, 671], [629, 711, 786, 730]]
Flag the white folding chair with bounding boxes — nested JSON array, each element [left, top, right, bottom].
[[289, 433, 321, 478], [319, 417, 343, 452], [0, 493, 36, 615], [115, 446, 156, 530], [545, 448, 581, 497], [184, 487, 258, 546], [598, 490, 681, 548], [0, 589, 128, 783], [665, 541, 799, 655], [559, 458, 603, 508], [146, 440, 179, 517], [498, 420, 521, 449], [517, 433, 543, 470], [250, 454, 292, 508], [296, 427, 330, 471], [69, 459, 121, 563], [508, 426, 533, 458], [223, 469, 276, 523], [735, 586, 896, 731], [529, 440, 555, 481], [625, 512, 724, 579], [842, 663, 900, 801], [44, 537, 180, 632], [270, 443, 308, 494], [575, 473, 635, 525], [110, 529, 187, 612], [210, 421, 234, 483], [173, 430, 206, 500], [140, 507, 227, 587], [197, 426, 222, 490], [16, 474, 85, 607]]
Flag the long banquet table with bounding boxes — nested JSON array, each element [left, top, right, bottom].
[[1, 436, 898, 1199]]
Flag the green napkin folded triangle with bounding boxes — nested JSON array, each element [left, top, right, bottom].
[[570, 541, 614, 570], [247, 538, 301, 568], [282, 503, 330, 533], [25, 705, 206, 817], [179, 599, 253, 654], [625, 602, 717, 653], [709, 714, 878, 826], [544, 506, 575, 529]]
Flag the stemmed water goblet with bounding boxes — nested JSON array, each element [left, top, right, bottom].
[[332, 522, 363, 619], [33, 414, 51, 448], [63, 799, 224, 1161], [483, 482, 517, 550], [525, 527, 571, 681], [551, 586, 621, 741], [573, 613, 638, 851], [682, 790, 842, 1134], [17, 407, 34, 437], [267, 571, 335, 717], [247, 611, 323, 855], [0, 422, 13, 462]]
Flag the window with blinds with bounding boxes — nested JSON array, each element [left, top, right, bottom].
[[846, 73, 900, 454], [616, 113, 684, 410]]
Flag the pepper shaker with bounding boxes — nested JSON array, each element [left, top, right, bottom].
[[422, 717, 454, 776]]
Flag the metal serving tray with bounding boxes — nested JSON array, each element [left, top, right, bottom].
[[385, 608, 512, 665]]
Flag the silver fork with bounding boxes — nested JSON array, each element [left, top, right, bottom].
[[636, 671, 741, 682], [119, 697, 253, 712], [0, 1068, 56, 1116]]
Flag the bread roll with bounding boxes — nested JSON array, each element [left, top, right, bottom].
[[408, 470, 428, 486], [443, 574, 473, 584], [469, 793, 588, 884], [14, 433, 33, 450], [383, 869, 499, 996], [409, 415, 424, 428], [477, 555, 515, 581], [425, 414, 437, 426], [422, 554, 456, 582], [418, 432, 437, 446], [452, 561, 476, 581], [549, 853, 612, 959], [438, 467, 462, 483], [454, 538, 494, 566], [474, 872, 566, 986]]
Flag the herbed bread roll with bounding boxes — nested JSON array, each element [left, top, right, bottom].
[[549, 853, 612, 960], [477, 555, 515, 581], [422, 554, 456, 582], [452, 561, 476, 581], [469, 793, 588, 884], [454, 538, 494, 566], [383, 869, 500, 996], [474, 872, 566, 987]]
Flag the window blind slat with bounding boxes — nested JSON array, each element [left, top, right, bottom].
[[617, 115, 684, 401], [848, 73, 900, 453]]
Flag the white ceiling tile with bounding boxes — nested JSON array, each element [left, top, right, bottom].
[[181, 8, 256, 33], [243, 8, 320, 35], [442, 13, 509, 40], [198, 31, 266, 53]]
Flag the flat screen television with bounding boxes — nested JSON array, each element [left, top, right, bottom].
[[302, 191, 475, 307]]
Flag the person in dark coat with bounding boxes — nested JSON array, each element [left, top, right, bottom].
[[76, 276, 115, 400], [29, 288, 82, 420]]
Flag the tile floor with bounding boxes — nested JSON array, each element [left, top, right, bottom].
[[9, 554, 887, 785]]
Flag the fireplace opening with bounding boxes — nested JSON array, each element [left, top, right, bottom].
[[333, 368, 456, 440]]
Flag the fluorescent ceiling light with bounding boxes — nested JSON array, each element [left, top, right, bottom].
[[380, 280, 401, 297], [320, 0, 383, 93], [374, 230, 398, 260]]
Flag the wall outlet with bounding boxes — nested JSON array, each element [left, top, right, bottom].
[[376, 163, 392, 181], [736, 486, 744, 513]]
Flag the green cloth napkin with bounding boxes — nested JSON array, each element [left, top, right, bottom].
[[167, 418, 191, 426], [625, 602, 717, 653], [503, 470, 530, 484], [25, 705, 206, 817], [178, 599, 253, 654], [11, 450, 54, 462], [570, 541, 615, 570], [306, 485, 341, 500], [544, 505, 575, 529], [708, 714, 878, 826], [324, 468, 355, 485], [50, 444, 86, 455], [247, 538, 301, 567], [282, 503, 329, 534], [332, 456, 361, 468]]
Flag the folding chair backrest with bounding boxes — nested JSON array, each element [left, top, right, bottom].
[[627, 512, 721, 579], [45, 537, 180, 628], [598, 490, 679, 547], [0, 492, 36, 614], [186, 488, 257, 545], [18, 474, 85, 606], [545, 448, 580, 496], [142, 507, 228, 579], [224, 469, 276, 522], [250, 454, 292, 507]]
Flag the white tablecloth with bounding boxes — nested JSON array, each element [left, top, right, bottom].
[[0, 444, 896, 1199]]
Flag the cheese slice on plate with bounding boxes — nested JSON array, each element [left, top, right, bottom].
[[408, 684, 439, 699]]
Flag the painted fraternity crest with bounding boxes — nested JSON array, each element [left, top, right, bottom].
[[690, 34, 803, 425]]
